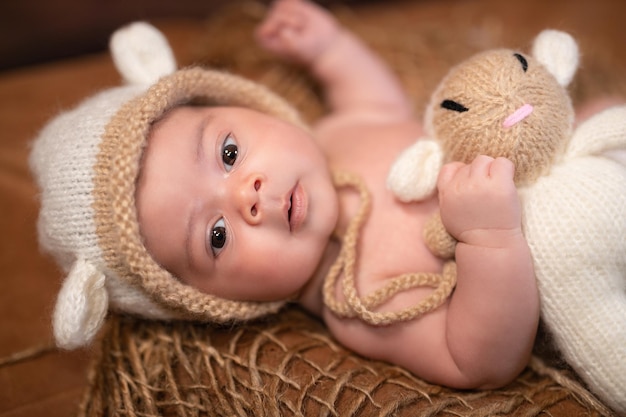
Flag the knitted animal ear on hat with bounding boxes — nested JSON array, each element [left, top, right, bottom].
[[30, 22, 306, 350]]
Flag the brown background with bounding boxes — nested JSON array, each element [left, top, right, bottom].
[[0, 0, 371, 70]]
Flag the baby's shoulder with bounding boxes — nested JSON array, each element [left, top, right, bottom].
[[314, 115, 423, 170]]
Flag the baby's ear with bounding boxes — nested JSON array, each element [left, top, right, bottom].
[[110, 21, 177, 86], [532, 29, 579, 87]]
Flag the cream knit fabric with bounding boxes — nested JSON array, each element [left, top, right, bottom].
[[30, 22, 307, 350], [520, 106, 626, 414]]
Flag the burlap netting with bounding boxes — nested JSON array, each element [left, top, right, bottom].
[[94, 67, 307, 322], [81, 310, 615, 417], [79, 2, 624, 416]]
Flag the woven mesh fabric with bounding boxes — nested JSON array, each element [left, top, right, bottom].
[[79, 309, 614, 417]]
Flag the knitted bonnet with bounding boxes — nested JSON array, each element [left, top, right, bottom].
[[29, 22, 307, 349]]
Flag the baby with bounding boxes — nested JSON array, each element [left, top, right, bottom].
[[31, 0, 539, 390], [138, 0, 539, 389]]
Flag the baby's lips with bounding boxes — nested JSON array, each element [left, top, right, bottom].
[[288, 182, 307, 232]]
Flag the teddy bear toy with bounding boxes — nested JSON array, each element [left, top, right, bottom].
[[387, 30, 626, 414]]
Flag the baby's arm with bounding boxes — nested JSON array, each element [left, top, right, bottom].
[[437, 156, 540, 387], [256, 0, 412, 123]]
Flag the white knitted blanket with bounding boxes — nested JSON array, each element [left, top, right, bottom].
[[520, 105, 626, 413]]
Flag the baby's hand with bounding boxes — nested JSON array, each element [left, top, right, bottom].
[[255, 0, 341, 65], [437, 156, 523, 248]]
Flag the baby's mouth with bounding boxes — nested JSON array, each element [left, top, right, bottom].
[[287, 183, 307, 232], [287, 196, 293, 222]]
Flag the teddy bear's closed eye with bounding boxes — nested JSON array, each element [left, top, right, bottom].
[[513, 53, 528, 72], [440, 99, 468, 112]]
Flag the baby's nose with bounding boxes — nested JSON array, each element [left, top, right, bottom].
[[236, 174, 263, 225]]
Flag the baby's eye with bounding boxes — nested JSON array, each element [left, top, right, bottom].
[[221, 134, 238, 172], [514, 53, 528, 72], [207, 218, 227, 257], [441, 99, 469, 113]]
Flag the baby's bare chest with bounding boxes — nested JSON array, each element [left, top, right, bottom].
[[318, 120, 444, 292]]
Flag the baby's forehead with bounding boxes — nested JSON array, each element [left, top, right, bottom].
[[144, 104, 213, 153], [149, 104, 269, 128], [150, 103, 210, 127]]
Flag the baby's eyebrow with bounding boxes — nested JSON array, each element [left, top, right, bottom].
[[194, 113, 213, 164], [184, 202, 201, 271]]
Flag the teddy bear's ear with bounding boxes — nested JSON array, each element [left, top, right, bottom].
[[109, 21, 177, 86], [532, 29, 579, 87]]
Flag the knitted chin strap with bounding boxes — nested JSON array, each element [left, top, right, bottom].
[[324, 172, 457, 326]]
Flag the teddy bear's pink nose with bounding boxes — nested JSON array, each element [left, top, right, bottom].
[[503, 103, 534, 128]]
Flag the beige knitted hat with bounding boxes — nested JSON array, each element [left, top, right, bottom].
[[29, 22, 307, 349]]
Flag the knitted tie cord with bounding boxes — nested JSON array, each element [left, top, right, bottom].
[[324, 171, 457, 325]]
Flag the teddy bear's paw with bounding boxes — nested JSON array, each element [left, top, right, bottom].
[[423, 212, 456, 259]]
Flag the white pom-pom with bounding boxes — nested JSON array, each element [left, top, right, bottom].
[[53, 259, 108, 349], [110, 21, 177, 86], [532, 29, 579, 87], [387, 139, 443, 202]]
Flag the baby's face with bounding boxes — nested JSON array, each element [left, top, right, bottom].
[[136, 106, 338, 302]]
